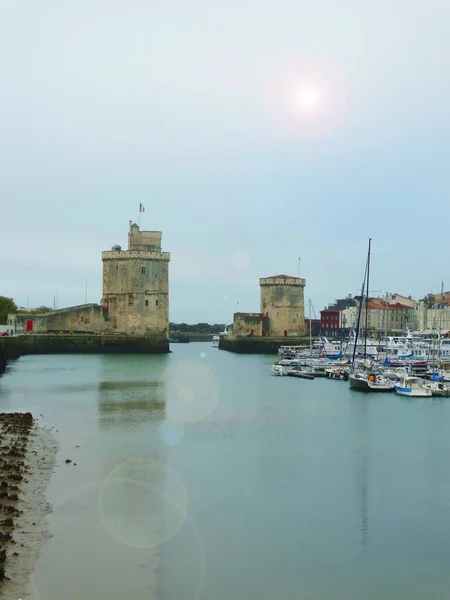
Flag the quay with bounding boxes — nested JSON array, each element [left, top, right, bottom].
[[286, 371, 315, 380], [0, 334, 169, 359], [219, 337, 309, 355]]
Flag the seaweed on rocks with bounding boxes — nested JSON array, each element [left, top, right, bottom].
[[0, 411, 58, 598], [0, 413, 34, 589]]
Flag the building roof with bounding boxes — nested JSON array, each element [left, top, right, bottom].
[[264, 274, 300, 280], [365, 300, 413, 310]]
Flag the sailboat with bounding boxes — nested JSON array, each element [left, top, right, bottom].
[[348, 239, 394, 392]]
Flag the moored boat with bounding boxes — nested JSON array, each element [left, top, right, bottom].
[[366, 372, 395, 392], [271, 364, 286, 376], [394, 376, 432, 397], [349, 371, 369, 390], [424, 380, 450, 397]]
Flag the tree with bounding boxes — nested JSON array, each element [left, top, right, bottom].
[[169, 322, 226, 334], [16, 305, 53, 315], [0, 296, 18, 324]]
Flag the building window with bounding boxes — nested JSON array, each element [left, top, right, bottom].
[[156, 300, 158, 307], [141, 266, 145, 274], [145, 300, 148, 307]]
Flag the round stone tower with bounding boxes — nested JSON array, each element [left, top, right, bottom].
[[101, 222, 170, 336], [259, 274, 306, 337]]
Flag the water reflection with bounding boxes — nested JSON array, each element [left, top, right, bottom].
[[97, 380, 166, 430], [349, 394, 370, 553], [96, 355, 167, 431]]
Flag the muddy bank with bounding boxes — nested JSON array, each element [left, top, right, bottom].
[[0, 412, 58, 599]]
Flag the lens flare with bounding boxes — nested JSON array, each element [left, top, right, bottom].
[[295, 84, 321, 111], [268, 57, 348, 137], [99, 458, 187, 548], [159, 360, 220, 424]]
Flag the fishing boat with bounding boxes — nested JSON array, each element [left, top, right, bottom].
[[424, 380, 450, 397], [394, 376, 432, 397], [212, 335, 220, 347]]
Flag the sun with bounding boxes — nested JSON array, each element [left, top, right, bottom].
[[294, 84, 321, 112]]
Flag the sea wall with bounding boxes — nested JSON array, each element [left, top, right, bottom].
[[1, 334, 169, 358], [219, 337, 309, 354], [9, 304, 113, 334], [0, 345, 6, 374]]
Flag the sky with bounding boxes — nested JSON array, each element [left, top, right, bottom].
[[1, 0, 450, 323]]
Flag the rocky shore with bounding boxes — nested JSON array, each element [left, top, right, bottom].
[[0, 412, 57, 599]]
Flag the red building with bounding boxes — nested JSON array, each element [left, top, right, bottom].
[[320, 308, 342, 337]]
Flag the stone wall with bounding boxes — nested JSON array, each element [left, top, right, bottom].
[[219, 336, 309, 354], [9, 304, 113, 334], [1, 334, 169, 357], [227, 313, 269, 340], [0, 345, 6, 374], [260, 276, 306, 336]]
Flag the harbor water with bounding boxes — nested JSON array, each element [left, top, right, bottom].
[[1, 342, 450, 599]]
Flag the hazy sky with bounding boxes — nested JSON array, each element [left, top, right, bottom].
[[2, 0, 450, 323]]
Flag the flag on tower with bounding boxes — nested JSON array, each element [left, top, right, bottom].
[[140, 203, 145, 213]]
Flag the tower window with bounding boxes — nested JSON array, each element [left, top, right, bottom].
[[156, 300, 158, 307], [141, 266, 145, 274], [145, 300, 148, 307]]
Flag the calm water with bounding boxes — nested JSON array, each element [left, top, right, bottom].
[[2, 343, 450, 599]]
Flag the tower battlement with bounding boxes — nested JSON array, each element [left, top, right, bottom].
[[260, 275, 306, 287], [128, 221, 162, 252]]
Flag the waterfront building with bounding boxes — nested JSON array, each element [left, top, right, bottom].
[[321, 293, 418, 337], [418, 293, 450, 334]]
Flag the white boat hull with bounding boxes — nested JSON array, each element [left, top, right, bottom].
[[394, 386, 432, 397]]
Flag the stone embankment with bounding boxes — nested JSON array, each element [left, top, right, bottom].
[[1, 333, 169, 359], [219, 337, 310, 354], [0, 347, 6, 374]]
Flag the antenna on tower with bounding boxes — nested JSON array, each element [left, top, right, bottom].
[[298, 257, 301, 278]]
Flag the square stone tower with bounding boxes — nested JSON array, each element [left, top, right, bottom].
[[260, 274, 306, 337], [101, 222, 170, 336]]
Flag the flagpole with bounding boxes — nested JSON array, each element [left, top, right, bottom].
[[138, 203, 141, 228]]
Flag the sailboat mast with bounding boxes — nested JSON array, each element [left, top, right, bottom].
[[351, 240, 370, 369], [438, 282, 444, 366], [309, 299, 312, 359], [363, 238, 372, 360]]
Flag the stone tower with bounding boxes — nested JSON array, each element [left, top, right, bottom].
[[101, 222, 170, 336], [260, 275, 306, 337]]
